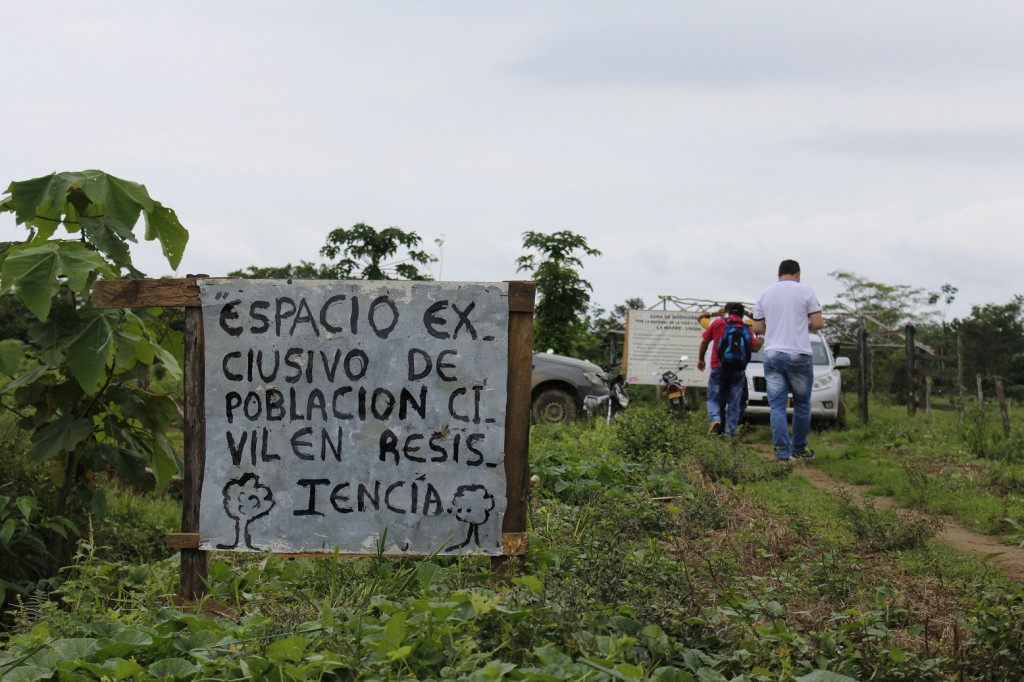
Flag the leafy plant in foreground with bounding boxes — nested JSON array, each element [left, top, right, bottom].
[[0, 171, 189, 568]]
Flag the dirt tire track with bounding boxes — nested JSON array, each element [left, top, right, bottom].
[[750, 445, 1024, 582]]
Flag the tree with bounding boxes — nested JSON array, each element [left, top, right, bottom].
[[952, 296, 1024, 397], [516, 230, 602, 355], [0, 170, 189, 564], [231, 223, 436, 281], [229, 261, 331, 280], [823, 270, 954, 343], [581, 297, 645, 366], [319, 223, 435, 280]]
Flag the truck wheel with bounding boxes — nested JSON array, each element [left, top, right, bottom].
[[532, 388, 578, 425]]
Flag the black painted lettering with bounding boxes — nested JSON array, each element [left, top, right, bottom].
[[408, 348, 431, 380], [428, 432, 448, 462], [448, 387, 469, 422], [254, 349, 280, 382], [292, 298, 320, 336], [275, 297, 296, 336], [307, 389, 327, 421], [344, 349, 369, 380], [284, 348, 303, 383], [422, 300, 450, 339], [294, 479, 330, 516], [332, 386, 353, 419], [260, 427, 280, 461], [320, 349, 342, 382], [422, 484, 444, 515], [225, 392, 242, 423], [250, 300, 270, 334], [291, 427, 314, 460], [399, 386, 428, 420], [379, 429, 399, 464], [465, 433, 485, 466], [319, 295, 347, 333], [371, 388, 395, 420], [321, 427, 343, 462], [329, 482, 353, 513], [385, 481, 406, 514], [403, 433, 425, 462], [223, 352, 243, 381], [227, 429, 248, 465], [218, 301, 243, 337], [266, 389, 286, 421], [436, 349, 458, 381], [357, 481, 381, 511], [368, 296, 399, 339], [451, 301, 478, 340]]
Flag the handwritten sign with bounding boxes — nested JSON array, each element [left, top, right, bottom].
[[197, 279, 510, 555], [624, 310, 705, 386]]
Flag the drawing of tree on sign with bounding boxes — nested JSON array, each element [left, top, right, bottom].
[[445, 484, 495, 552], [217, 473, 276, 551]]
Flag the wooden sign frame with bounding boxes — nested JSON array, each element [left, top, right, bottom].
[[92, 277, 535, 601]]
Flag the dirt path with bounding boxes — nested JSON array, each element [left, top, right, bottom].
[[751, 446, 1024, 582]]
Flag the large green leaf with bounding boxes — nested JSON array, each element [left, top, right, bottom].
[[143, 203, 188, 270], [0, 241, 110, 320], [3, 173, 73, 229], [29, 413, 93, 462], [0, 338, 25, 376], [3, 171, 188, 271], [66, 310, 118, 394]]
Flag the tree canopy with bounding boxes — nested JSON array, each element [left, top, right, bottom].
[[516, 230, 601, 355], [231, 223, 435, 281]]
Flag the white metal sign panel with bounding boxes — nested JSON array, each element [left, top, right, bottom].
[[198, 279, 510, 555], [624, 309, 705, 387]]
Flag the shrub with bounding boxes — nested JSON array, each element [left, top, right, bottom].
[[837, 493, 942, 552]]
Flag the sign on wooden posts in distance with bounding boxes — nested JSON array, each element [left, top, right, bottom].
[[198, 279, 511, 556], [624, 309, 705, 387]]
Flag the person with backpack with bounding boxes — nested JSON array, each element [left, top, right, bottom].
[[751, 259, 825, 461], [697, 302, 763, 437]]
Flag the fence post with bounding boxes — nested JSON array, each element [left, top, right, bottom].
[[857, 324, 869, 423], [905, 323, 916, 417], [977, 374, 985, 404], [957, 333, 966, 412], [925, 376, 933, 418], [995, 376, 1011, 438], [180, 294, 209, 601]]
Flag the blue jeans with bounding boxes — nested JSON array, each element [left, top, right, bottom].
[[763, 351, 813, 457], [707, 368, 746, 436], [706, 368, 722, 424]]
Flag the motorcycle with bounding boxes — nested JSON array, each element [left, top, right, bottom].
[[655, 356, 690, 415], [584, 366, 630, 423]]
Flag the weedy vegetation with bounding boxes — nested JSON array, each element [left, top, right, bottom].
[[1, 403, 1024, 680]]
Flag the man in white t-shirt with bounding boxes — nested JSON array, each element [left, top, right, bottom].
[[751, 260, 824, 462]]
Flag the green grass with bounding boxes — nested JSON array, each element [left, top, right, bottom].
[[5, 402, 1024, 680], [809, 400, 1024, 540]]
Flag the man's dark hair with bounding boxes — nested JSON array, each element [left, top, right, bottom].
[[778, 259, 801, 277], [725, 302, 745, 316]]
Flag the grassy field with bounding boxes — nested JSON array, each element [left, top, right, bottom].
[[2, 399, 1024, 680]]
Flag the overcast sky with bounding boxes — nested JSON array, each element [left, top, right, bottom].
[[4, 1, 1023, 322]]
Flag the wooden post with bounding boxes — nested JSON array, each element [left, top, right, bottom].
[[925, 376, 933, 418], [905, 323, 916, 417], [493, 281, 536, 573], [995, 377, 1011, 438], [857, 324, 869, 424], [180, 304, 209, 600], [977, 374, 985, 404], [956, 333, 966, 412]]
